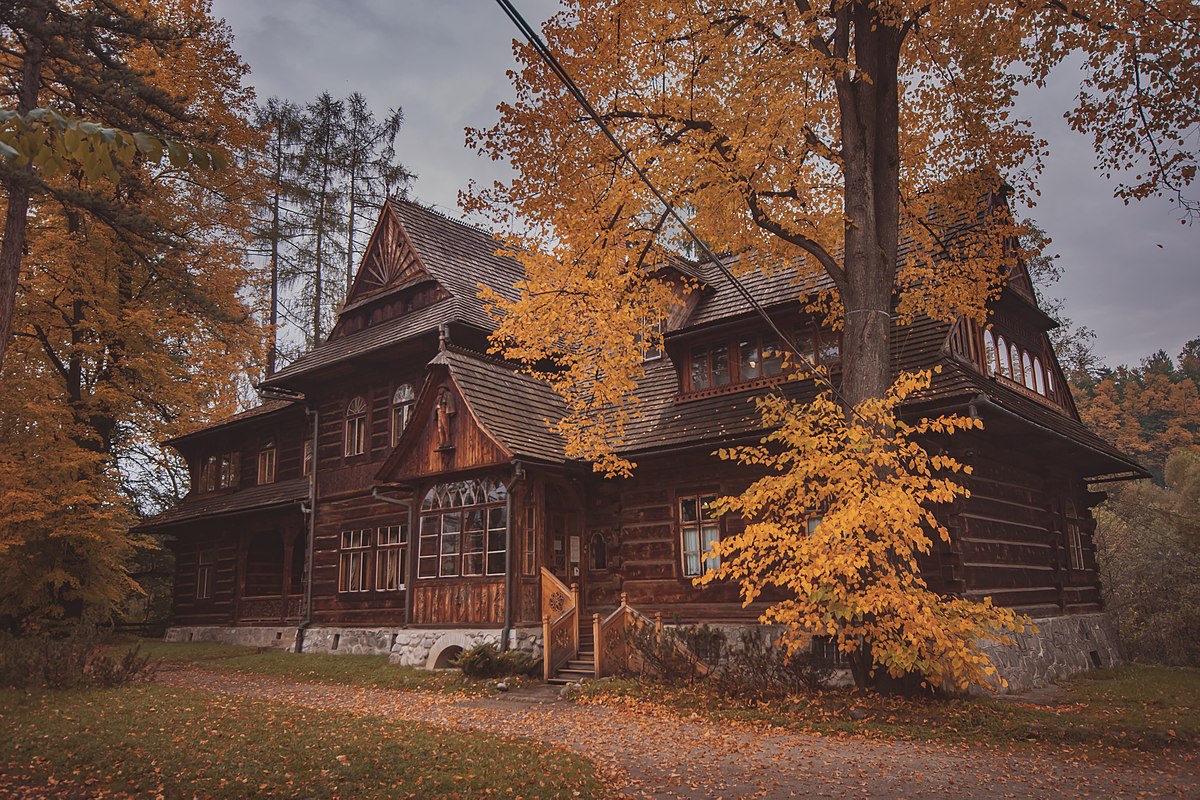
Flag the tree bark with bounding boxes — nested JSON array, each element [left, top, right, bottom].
[[0, 10, 48, 370], [835, 3, 905, 688]]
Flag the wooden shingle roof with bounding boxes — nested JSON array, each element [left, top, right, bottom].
[[437, 347, 568, 464], [138, 477, 309, 530]]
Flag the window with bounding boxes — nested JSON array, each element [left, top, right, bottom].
[[1067, 522, 1085, 571], [805, 515, 824, 535], [1022, 351, 1036, 390], [302, 438, 313, 476], [375, 524, 407, 591], [257, 440, 276, 485], [680, 493, 721, 577], [816, 332, 841, 365], [218, 451, 239, 489], [589, 533, 608, 571], [1033, 357, 1046, 395], [739, 336, 784, 380], [344, 396, 368, 457], [200, 451, 238, 492], [994, 336, 1009, 377], [196, 549, 214, 600], [418, 478, 508, 579], [338, 529, 371, 592], [984, 330, 998, 375], [391, 384, 415, 447], [689, 344, 730, 390], [640, 317, 663, 362], [200, 455, 218, 492], [1009, 342, 1023, 383]]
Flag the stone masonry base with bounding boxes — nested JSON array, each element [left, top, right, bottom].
[[165, 612, 1118, 692], [163, 625, 542, 670], [980, 612, 1125, 693]]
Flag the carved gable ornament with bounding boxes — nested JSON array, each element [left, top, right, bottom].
[[346, 204, 427, 304]]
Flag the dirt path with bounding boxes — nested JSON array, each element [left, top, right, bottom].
[[157, 665, 1198, 799]]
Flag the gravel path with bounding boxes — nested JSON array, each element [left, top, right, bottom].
[[154, 665, 1199, 799]]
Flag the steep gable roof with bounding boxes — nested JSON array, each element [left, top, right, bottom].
[[342, 201, 430, 308]]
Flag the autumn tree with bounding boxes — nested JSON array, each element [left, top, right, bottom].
[[471, 1, 1196, 685], [702, 371, 1027, 689], [1094, 448, 1200, 665], [0, 0, 263, 629], [471, 0, 1198, 469]]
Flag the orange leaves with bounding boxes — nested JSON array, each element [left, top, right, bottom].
[[700, 370, 1028, 690]]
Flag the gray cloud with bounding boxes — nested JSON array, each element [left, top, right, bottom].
[[212, 0, 1198, 368]]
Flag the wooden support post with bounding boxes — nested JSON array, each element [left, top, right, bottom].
[[592, 612, 602, 679], [542, 614, 551, 682]]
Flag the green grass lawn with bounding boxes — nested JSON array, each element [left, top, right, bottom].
[[578, 664, 1200, 756], [114, 639, 489, 695], [0, 683, 608, 799]]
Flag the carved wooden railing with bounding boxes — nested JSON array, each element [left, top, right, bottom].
[[593, 594, 712, 679], [541, 567, 578, 681], [239, 595, 303, 623]]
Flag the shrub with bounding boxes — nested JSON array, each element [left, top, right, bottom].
[[0, 628, 158, 689], [711, 629, 835, 701], [455, 643, 541, 679], [621, 621, 724, 685]]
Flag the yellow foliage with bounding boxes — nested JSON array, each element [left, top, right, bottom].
[[697, 370, 1030, 690]]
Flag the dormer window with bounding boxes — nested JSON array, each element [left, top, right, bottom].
[[682, 323, 840, 396], [981, 326, 1057, 403], [219, 451, 239, 489], [391, 384, 415, 447], [257, 440, 277, 485], [738, 336, 783, 380], [690, 344, 731, 390], [345, 396, 368, 457]]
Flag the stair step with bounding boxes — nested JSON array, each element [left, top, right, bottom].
[[565, 660, 594, 670], [557, 667, 594, 677]]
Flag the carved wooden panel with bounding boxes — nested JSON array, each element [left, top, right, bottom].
[[412, 580, 504, 625]]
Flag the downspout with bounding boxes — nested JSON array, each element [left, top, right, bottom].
[[501, 461, 526, 651], [296, 403, 318, 654], [372, 485, 414, 628]]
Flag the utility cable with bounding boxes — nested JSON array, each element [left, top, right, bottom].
[[493, 0, 868, 417]]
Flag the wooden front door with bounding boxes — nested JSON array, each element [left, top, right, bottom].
[[546, 482, 584, 613]]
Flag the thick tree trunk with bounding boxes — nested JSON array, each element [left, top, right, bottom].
[[0, 16, 46, 370], [836, 4, 904, 688]]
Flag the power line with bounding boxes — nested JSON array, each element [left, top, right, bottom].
[[492, 0, 863, 415]]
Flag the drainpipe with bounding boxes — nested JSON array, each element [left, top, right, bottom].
[[501, 461, 526, 652], [296, 403, 318, 654], [372, 485, 414, 628]]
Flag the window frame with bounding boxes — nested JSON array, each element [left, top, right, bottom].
[[391, 384, 415, 447], [344, 396, 368, 458], [257, 440, 277, 485], [682, 324, 840, 396], [417, 478, 509, 580], [375, 524, 408, 591], [196, 548, 214, 600], [338, 529, 371, 593], [679, 492, 721, 578]]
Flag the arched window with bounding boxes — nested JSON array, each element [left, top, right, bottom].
[[1022, 351, 1036, 390], [994, 336, 1009, 377], [344, 396, 368, 457], [1033, 357, 1046, 395], [418, 478, 508, 578], [257, 439, 277, 485], [1009, 342, 1023, 383], [589, 533, 608, 571], [391, 383, 415, 447], [983, 330, 998, 376]]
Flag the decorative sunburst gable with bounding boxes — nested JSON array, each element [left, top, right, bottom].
[[345, 202, 429, 305]]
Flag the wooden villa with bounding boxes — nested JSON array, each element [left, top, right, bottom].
[[142, 198, 1146, 690]]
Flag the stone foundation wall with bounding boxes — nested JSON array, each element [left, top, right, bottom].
[[164, 625, 543, 669], [165, 625, 298, 649], [982, 612, 1125, 693]]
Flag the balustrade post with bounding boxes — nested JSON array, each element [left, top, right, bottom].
[[592, 612, 602, 679], [654, 611, 663, 642], [542, 614, 551, 681]]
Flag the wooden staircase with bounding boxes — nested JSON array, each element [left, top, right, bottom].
[[547, 621, 595, 685]]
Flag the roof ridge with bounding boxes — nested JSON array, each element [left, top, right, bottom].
[[388, 196, 500, 243]]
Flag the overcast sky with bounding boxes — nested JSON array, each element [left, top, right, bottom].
[[210, 0, 1198, 368]]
